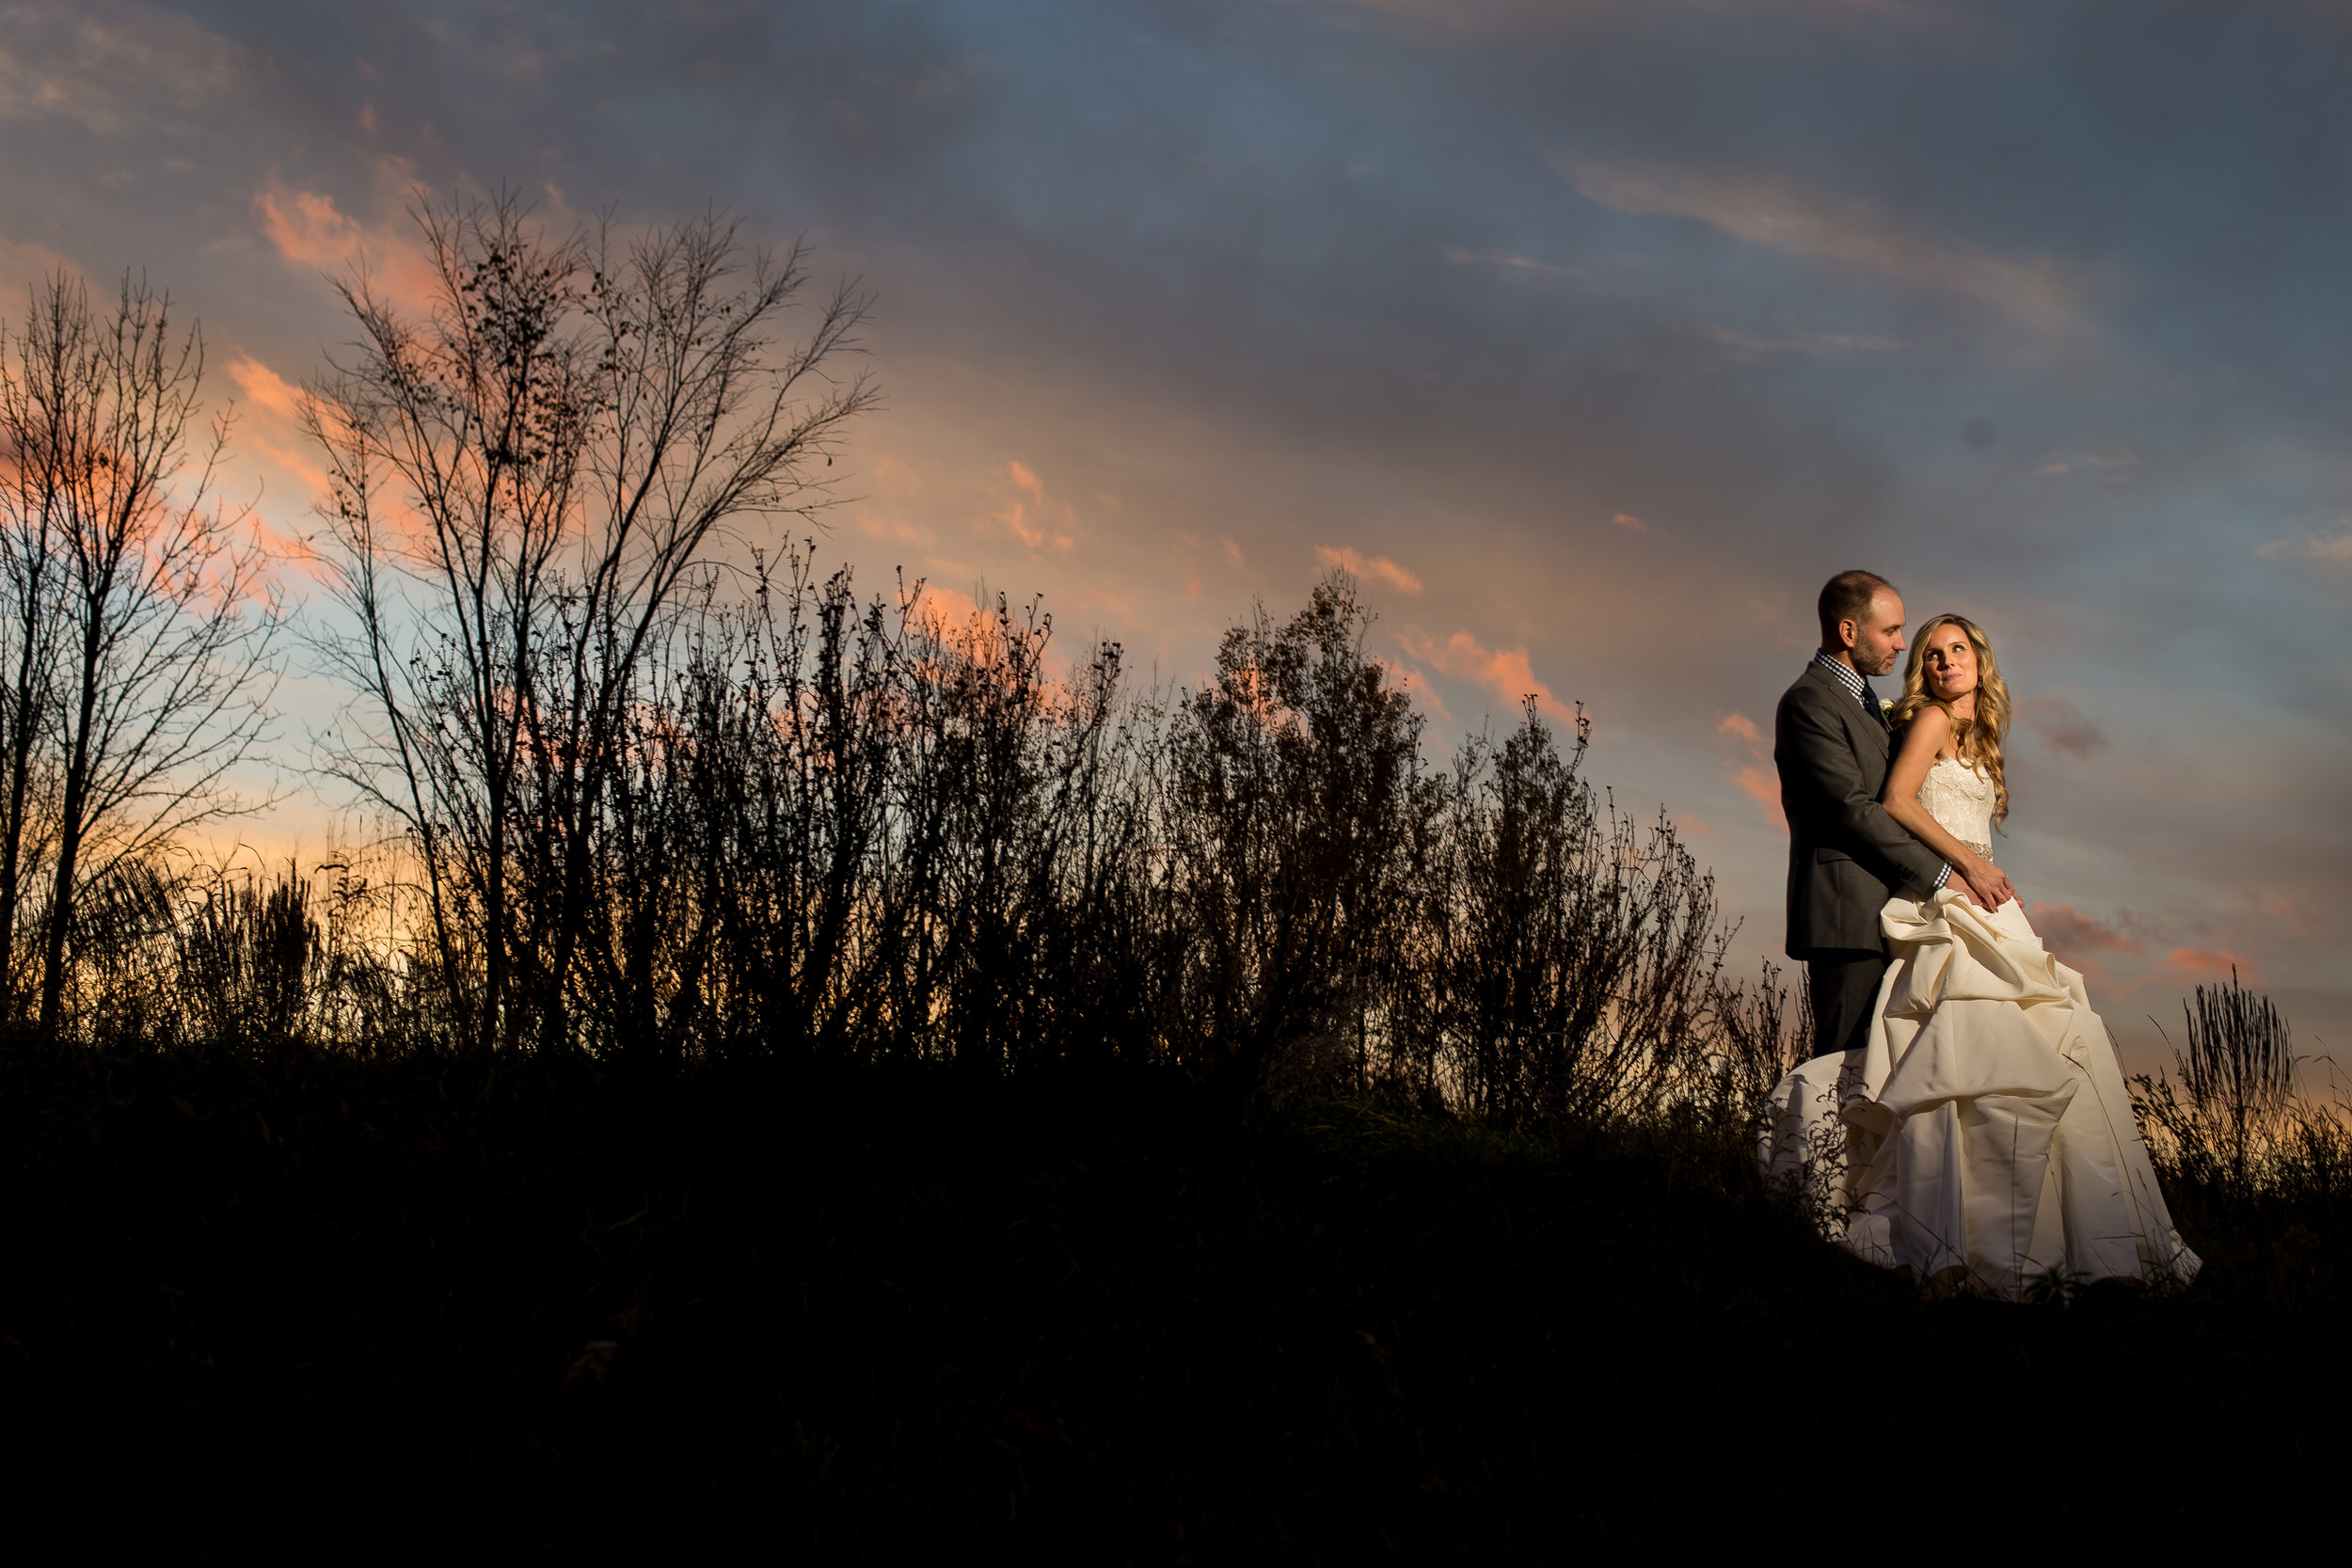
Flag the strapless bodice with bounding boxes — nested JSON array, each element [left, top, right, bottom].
[[1917, 755, 1995, 858]]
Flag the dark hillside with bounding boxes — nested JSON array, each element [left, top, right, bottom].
[[4, 1049, 2341, 1553]]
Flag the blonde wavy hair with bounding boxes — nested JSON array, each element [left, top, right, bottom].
[[1889, 612, 2011, 832]]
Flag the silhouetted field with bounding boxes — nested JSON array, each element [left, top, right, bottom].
[[4, 1043, 2343, 1552]]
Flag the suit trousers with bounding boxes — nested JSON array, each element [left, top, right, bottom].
[[1807, 947, 1887, 1060]]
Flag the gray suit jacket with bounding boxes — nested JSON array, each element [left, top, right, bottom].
[[1774, 662, 1947, 959]]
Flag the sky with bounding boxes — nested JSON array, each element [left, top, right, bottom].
[[2, 0, 2347, 1070]]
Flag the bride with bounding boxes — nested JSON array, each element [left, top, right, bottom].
[[1761, 612, 2201, 1297]]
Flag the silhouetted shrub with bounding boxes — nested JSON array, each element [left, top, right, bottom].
[[2134, 969, 2352, 1205], [21, 557, 1822, 1144]]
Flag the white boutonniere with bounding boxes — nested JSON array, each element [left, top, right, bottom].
[[1879, 698, 1895, 712]]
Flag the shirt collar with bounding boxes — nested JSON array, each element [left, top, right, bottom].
[[1809, 648, 1873, 707]]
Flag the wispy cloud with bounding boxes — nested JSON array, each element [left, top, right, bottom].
[[1400, 627, 1574, 723], [1717, 712, 1785, 830], [1703, 324, 1906, 357], [0, 233, 78, 299], [1319, 0, 1963, 40], [901, 580, 986, 636], [855, 511, 940, 550], [227, 355, 303, 420], [2257, 517, 2352, 562], [2035, 447, 2137, 478], [2162, 947, 2262, 987], [987, 460, 1077, 554], [0, 6, 243, 135], [1549, 152, 2080, 329], [253, 169, 439, 306], [1381, 657, 1451, 722], [2018, 697, 2105, 760], [1438, 246, 1578, 279], [1317, 544, 1423, 594], [2030, 901, 2141, 958]]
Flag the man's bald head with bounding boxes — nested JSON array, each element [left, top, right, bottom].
[[1818, 569, 1907, 676]]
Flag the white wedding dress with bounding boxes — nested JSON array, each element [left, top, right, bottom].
[[1759, 755, 2201, 1297]]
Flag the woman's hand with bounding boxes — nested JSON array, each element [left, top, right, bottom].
[[1951, 855, 2015, 910]]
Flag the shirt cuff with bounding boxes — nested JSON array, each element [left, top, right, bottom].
[[1931, 863, 1951, 893]]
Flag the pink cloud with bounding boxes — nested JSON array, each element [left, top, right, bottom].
[[1732, 765, 1787, 831], [1380, 659, 1451, 723], [2019, 696, 2104, 759], [1612, 512, 1646, 532], [2246, 894, 2313, 938], [227, 355, 303, 420], [2030, 902, 2141, 970], [252, 172, 437, 307], [256, 180, 367, 268], [215, 354, 343, 586], [854, 510, 937, 549], [867, 453, 925, 497], [1717, 711, 1785, 829], [986, 460, 1076, 553], [1718, 712, 1765, 748], [0, 236, 80, 300], [1398, 627, 1574, 723], [899, 580, 984, 634], [1316, 544, 1424, 594], [2161, 948, 2263, 987]]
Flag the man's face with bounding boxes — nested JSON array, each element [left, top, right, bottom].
[[1846, 591, 1907, 677]]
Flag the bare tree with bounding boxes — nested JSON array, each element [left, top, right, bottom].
[[0, 284, 70, 1021], [306, 193, 874, 1052], [0, 270, 282, 1041]]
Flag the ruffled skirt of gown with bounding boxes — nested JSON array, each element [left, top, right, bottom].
[[1760, 889, 2201, 1298]]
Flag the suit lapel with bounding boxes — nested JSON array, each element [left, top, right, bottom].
[[1808, 663, 1889, 763]]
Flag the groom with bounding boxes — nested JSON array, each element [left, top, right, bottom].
[[1776, 570, 2013, 1059]]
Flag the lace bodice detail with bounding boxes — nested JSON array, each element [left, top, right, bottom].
[[1917, 755, 1995, 858]]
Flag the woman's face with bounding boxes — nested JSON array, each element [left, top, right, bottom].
[[1920, 622, 1979, 701]]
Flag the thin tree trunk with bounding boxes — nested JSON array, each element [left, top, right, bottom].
[[0, 618, 45, 1017], [36, 613, 103, 1042], [484, 766, 506, 1053]]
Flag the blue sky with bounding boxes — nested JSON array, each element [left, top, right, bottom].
[[4, 0, 2347, 1065]]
